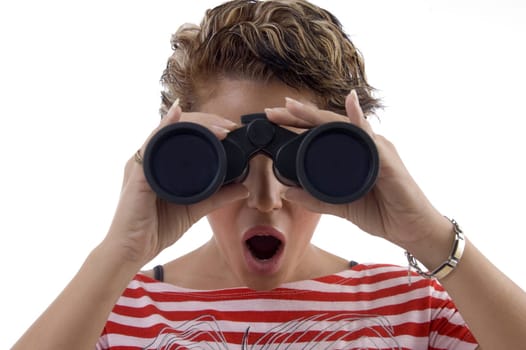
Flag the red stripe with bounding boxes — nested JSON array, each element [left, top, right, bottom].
[[123, 277, 434, 304], [104, 321, 434, 342], [99, 264, 477, 348], [112, 291, 455, 321]]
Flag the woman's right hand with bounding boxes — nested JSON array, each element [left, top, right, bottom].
[[104, 100, 249, 266], [11, 101, 250, 350]]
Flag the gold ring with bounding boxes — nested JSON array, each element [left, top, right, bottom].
[[134, 149, 143, 165]]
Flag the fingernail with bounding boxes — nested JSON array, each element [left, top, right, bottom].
[[165, 98, 181, 120], [211, 125, 231, 134], [171, 98, 180, 109], [169, 98, 180, 112], [223, 119, 238, 127], [350, 90, 359, 103], [285, 96, 304, 108]]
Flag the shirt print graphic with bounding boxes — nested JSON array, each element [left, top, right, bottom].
[[141, 312, 401, 350]]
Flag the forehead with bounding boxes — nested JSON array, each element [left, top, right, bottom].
[[196, 79, 316, 126]]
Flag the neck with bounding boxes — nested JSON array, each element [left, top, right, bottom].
[[162, 240, 350, 290]]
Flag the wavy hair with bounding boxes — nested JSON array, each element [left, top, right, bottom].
[[160, 0, 381, 117]]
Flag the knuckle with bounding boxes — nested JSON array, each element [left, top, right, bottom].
[[375, 134, 397, 152]]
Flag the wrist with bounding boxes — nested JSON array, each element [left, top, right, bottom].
[[405, 217, 466, 280], [90, 239, 146, 283], [103, 224, 160, 267], [402, 215, 456, 271]]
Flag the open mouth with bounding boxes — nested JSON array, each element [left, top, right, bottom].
[[246, 235, 282, 260]]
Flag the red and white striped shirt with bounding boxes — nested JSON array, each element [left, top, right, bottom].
[[97, 263, 478, 349]]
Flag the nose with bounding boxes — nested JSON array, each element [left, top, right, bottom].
[[243, 154, 284, 212]]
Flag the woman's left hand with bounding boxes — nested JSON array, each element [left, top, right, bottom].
[[265, 90, 450, 251]]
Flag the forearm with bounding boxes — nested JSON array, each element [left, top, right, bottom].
[[12, 242, 143, 350], [439, 239, 526, 349], [407, 219, 526, 349]]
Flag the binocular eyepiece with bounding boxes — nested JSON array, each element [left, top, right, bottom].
[[143, 113, 379, 204]]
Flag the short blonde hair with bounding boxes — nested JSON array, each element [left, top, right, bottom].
[[160, 0, 381, 117]]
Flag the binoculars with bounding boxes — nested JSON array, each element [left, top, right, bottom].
[[143, 113, 379, 204]]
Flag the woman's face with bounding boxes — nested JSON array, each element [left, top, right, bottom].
[[200, 79, 322, 291]]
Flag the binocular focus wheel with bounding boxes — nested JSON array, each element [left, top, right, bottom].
[[296, 122, 379, 204], [143, 123, 227, 204]]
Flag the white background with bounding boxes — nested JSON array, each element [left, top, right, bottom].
[[1, 0, 525, 347]]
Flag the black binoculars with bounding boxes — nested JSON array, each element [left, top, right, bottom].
[[143, 113, 379, 204]]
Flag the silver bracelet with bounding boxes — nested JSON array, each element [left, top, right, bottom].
[[405, 218, 466, 280]]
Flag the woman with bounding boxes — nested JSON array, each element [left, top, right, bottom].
[[12, 0, 526, 349]]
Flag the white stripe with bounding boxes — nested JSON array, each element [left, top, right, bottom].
[[277, 274, 443, 296], [133, 276, 450, 302], [333, 264, 409, 277], [117, 284, 446, 313], [134, 269, 447, 299], [103, 332, 430, 349], [130, 264, 412, 294], [102, 265, 476, 349], [108, 308, 447, 334], [430, 331, 479, 349]]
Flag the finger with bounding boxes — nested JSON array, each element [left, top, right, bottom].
[[264, 107, 315, 128], [265, 99, 347, 129], [179, 112, 238, 140], [133, 100, 239, 169], [164, 97, 183, 123], [345, 90, 375, 137], [284, 97, 349, 125], [179, 112, 238, 129]]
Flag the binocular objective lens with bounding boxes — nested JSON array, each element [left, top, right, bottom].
[[301, 130, 375, 202], [149, 133, 221, 198]]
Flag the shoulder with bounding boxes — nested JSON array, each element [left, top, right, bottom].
[[333, 262, 417, 283], [139, 269, 155, 279], [121, 272, 159, 295], [321, 263, 449, 299], [344, 262, 440, 284]]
